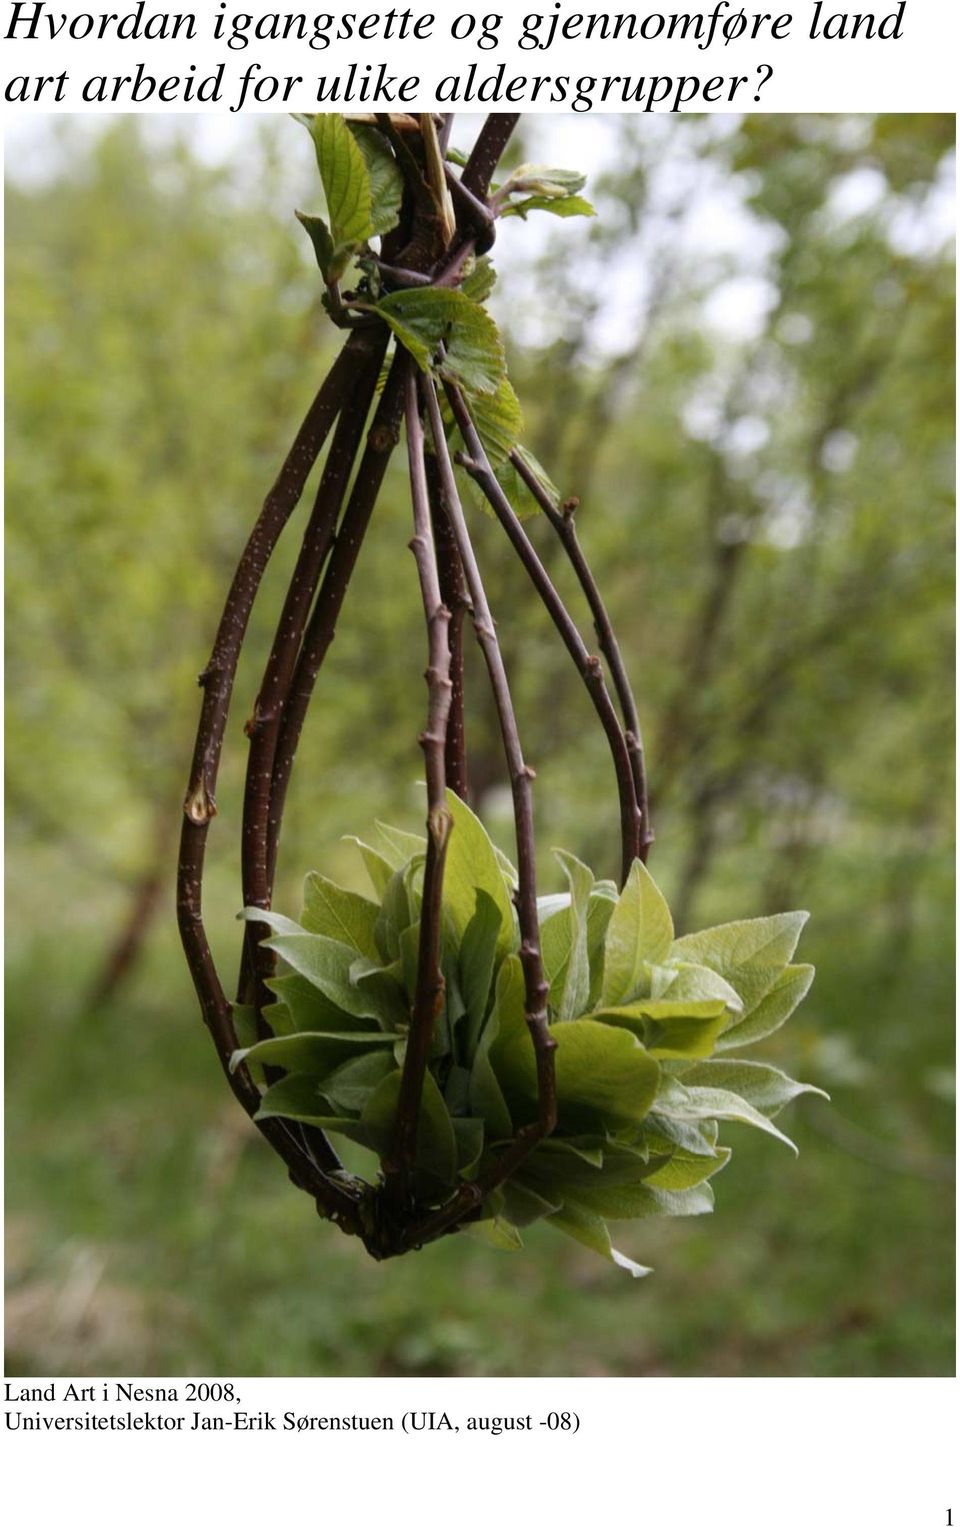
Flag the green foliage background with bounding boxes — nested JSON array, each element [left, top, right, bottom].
[[5, 113, 954, 1376]]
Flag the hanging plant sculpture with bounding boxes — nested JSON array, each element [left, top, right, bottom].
[[178, 112, 824, 1272]]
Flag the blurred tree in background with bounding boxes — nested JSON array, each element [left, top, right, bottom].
[[5, 114, 954, 1377]]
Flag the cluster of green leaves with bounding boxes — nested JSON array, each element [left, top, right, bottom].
[[293, 116, 586, 516], [495, 163, 596, 222], [235, 796, 822, 1275]]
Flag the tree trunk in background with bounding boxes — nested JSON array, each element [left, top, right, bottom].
[[672, 782, 722, 934], [85, 811, 171, 1009]]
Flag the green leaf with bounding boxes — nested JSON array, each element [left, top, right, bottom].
[[374, 820, 427, 867], [671, 911, 809, 1015], [460, 255, 497, 304], [449, 379, 563, 523], [541, 887, 615, 1013], [600, 859, 675, 1005], [374, 288, 506, 398], [347, 123, 402, 236], [255, 1073, 373, 1148], [511, 444, 562, 512], [230, 1003, 265, 1084], [451, 374, 523, 466], [343, 836, 394, 898], [456, 437, 559, 524], [553, 849, 593, 1022], [495, 1015, 660, 1134], [295, 210, 336, 278], [318, 1049, 397, 1113], [462, 1216, 523, 1251], [521, 1137, 648, 1193], [587, 888, 618, 1005], [492, 842, 519, 889], [459, 888, 503, 1056], [501, 194, 596, 221], [444, 1063, 471, 1115], [301, 872, 380, 960], [716, 963, 815, 1050], [350, 957, 410, 1031], [678, 1059, 828, 1116], [530, 1138, 608, 1176], [496, 165, 594, 222], [468, 1043, 514, 1141], [643, 1145, 732, 1191], [544, 1202, 652, 1278], [441, 922, 467, 1041], [643, 1113, 720, 1158], [607, 1182, 716, 1221], [468, 962, 516, 1139], [374, 859, 420, 963], [361, 1067, 456, 1182], [487, 953, 531, 1061], [501, 1179, 561, 1228], [265, 932, 396, 1027], [650, 961, 744, 1015], [452, 1115, 485, 1175], [297, 112, 372, 280], [645, 1012, 728, 1060], [238, 906, 304, 938], [313, 114, 372, 244], [232, 1028, 394, 1079], [398, 920, 422, 1004], [658, 1082, 801, 1154], [499, 164, 588, 198], [589, 958, 742, 1055], [442, 789, 515, 962], [557, 1176, 715, 1223], [591, 1002, 727, 1061], [263, 971, 373, 1035], [593, 997, 724, 1026]]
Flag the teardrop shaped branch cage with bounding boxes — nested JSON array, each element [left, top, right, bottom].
[[177, 112, 652, 1260]]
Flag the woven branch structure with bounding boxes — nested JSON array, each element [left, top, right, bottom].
[[177, 113, 651, 1260]]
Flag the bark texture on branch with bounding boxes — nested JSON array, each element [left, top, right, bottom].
[[426, 454, 469, 801], [410, 374, 558, 1247], [448, 384, 642, 886], [240, 329, 388, 1012], [509, 446, 652, 860], [382, 372, 455, 1215], [265, 350, 409, 888]]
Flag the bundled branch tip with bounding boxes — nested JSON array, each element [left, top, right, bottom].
[[178, 112, 823, 1269]]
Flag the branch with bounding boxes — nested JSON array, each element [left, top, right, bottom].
[[409, 373, 557, 1246], [443, 166, 497, 255], [510, 449, 652, 860], [437, 113, 455, 154], [427, 112, 519, 280], [448, 384, 642, 886], [180, 341, 361, 835], [240, 328, 388, 1007], [426, 454, 469, 799], [460, 114, 520, 199], [265, 349, 410, 880], [177, 340, 371, 1210], [383, 371, 455, 1208], [344, 112, 422, 132]]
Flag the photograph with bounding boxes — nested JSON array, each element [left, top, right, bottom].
[[4, 108, 955, 1379]]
